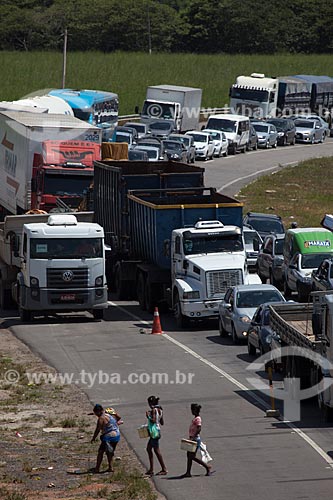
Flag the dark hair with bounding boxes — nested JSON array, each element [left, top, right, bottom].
[[191, 403, 201, 415], [148, 395, 159, 406], [93, 404, 103, 413]]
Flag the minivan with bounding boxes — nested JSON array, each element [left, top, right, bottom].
[[282, 228, 333, 301], [205, 114, 250, 154]]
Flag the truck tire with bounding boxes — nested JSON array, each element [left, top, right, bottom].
[[136, 272, 146, 311], [219, 317, 228, 337], [114, 264, 129, 300], [283, 279, 292, 299], [174, 292, 189, 329], [248, 340, 256, 356], [93, 309, 104, 321], [19, 306, 32, 322]]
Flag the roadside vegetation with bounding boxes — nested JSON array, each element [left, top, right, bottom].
[[237, 157, 333, 228], [1, 51, 333, 115], [0, 330, 157, 500]]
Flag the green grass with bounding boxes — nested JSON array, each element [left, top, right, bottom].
[[238, 157, 333, 227], [2, 51, 333, 114]]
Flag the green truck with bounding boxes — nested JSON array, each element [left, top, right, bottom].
[[282, 228, 333, 301]]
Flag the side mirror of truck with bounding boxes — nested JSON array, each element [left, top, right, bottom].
[[135, 106, 139, 115], [183, 260, 189, 270], [11, 235, 20, 257]]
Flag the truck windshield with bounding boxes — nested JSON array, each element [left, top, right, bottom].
[[230, 87, 269, 103], [301, 253, 333, 269], [206, 118, 237, 133], [44, 174, 92, 196], [30, 238, 103, 259], [183, 234, 243, 255], [142, 101, 176, 119]]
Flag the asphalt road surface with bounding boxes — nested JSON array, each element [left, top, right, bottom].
[[5, 141, 333, 500]]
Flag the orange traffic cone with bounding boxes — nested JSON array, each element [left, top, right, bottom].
[[151, 307, 163, 335]]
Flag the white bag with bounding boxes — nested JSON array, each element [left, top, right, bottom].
[[199, 442, 212, 464]]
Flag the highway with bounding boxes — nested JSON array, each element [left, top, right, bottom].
[[5, 141, 333, 500]]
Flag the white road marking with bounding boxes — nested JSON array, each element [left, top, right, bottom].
[[218, 161, 297, 192], [107, 301, 333, 468]]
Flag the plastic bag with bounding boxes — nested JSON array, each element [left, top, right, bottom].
[[147, 418, 160, 439], [200, 442, 212, 464]]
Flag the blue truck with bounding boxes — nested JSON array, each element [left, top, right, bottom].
[[93, 160, 254, 325]]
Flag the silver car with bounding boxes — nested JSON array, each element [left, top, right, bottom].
[[295, 119, 326, 144], [169, 134, 196, 163], [218, 284, 285, 343], [252, 122, 278, 149]]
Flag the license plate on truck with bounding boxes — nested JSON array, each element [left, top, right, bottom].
[[60, 294, 75, 301]]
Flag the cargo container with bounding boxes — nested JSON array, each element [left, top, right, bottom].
[[93, 160, 259, 324], [0, 111, 101, 216]]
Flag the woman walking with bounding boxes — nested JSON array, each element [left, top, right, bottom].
[[90, 404, 122, 473], [182, 403, 212, 478], [145, 395, 168, 476]]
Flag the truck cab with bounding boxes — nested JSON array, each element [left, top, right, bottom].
[[8, 214, 108, 321], [229, 73, 279, 118], [170, 220, 260, 326]]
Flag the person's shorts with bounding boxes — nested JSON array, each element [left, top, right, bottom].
[[148, 437, 160, 449], [99, 436, 119, 455]]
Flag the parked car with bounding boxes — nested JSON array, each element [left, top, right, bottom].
[[243, 227, 262, 271], [162, 140, 188, 162], [247, 301, 286, 356], [266, 118, 296, 146], [133, 145, 163, 162], [256, 233, 285, 289], [128, 149, 149, 161], [243, 212, 285, 240], [148, 120, 174, 139], [114, 131, 136, 149], [124, 122, 148, 139], [246, 124, 258, 151], [218, 284, 285, 343], [311, 258, 333, 292], [202, 129, 228, 157], [291, 115, 330, 137], [185, 131, 215, 160], [251, 122, 278, 149], [169, 134, 196, 163], [294, 119, 325, 144]]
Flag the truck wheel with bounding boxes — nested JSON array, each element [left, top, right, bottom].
[[19, 306, 32, 322], [219, 317, 228, 337], [114, 264, 128, 300], [174, 292, 189, 328], [92, 309, 104, 321], [248, 340, 256, 356], [283, 280, 292, 299], [322, 404, 333, 423], [137, 273, 147, 311]]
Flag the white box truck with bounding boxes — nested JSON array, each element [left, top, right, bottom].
[[0, 111, 101, 216], [138, 85, 202, 133], [0, 212, 108, 321]]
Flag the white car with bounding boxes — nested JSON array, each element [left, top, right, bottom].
[[185, 131, 215, 160], [202, 129, 228, 157]]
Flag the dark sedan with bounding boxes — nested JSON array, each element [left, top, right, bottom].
[[256, 233, 285, 289], [266, 118, 296, 146], [162, 140, 188, 162], [247, 302, 286, 356]]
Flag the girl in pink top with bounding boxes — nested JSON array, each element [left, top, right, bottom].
[[182, 403, 212, 478]]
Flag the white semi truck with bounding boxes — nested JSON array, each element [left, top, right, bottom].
[[138, 85, 202, 133], [0, 212, 108, 321]]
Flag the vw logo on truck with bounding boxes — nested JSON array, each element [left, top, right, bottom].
[[62, 270, 74, 282]]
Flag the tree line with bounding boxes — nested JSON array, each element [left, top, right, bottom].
[[1, 0, 332, 54]]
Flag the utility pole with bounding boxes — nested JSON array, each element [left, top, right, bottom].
[[62, 27, 68, 88], [147, 2, 152, 55]]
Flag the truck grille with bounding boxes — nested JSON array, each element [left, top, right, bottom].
[[206, 269, 243, 298], [47, 268, 89, 289]]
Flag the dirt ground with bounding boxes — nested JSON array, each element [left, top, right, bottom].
[[0, 327, 158, 500]]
